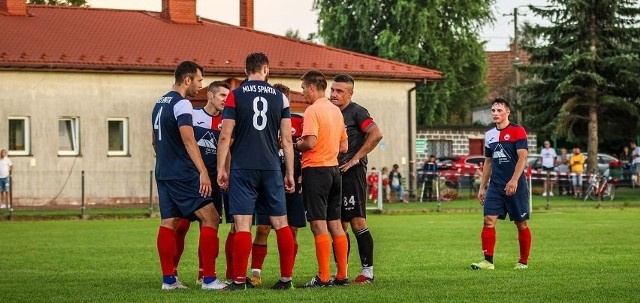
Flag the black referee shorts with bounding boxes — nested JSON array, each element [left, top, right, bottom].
[[302, 166, 341, 221]]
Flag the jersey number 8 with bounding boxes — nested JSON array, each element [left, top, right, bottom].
[[253, 96, 268, 131]]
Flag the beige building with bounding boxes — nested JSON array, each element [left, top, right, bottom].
[[0, 0, 441, 206]]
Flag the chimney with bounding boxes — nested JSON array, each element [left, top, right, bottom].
[[0, 0, 27, 16], [239, 0, 254, 29], [161, 0, 197, 24]]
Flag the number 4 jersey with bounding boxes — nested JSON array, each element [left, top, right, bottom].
[[223, 80, 291, 170], [152, 90, 198, 180]]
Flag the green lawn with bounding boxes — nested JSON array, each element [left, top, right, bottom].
[[0, 209, 638, 302]]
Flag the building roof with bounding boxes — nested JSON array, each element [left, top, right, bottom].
[[0, 5, 442, 81]]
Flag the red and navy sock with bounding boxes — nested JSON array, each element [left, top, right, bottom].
[[232, 231, 252, 284], [518, 227, 532, 264], [199, 226, 219, 284], [225, 232, 235, 280], [157, 226, 176, 283], [173, 218, 191, 275], [275, 226, 295, 279]]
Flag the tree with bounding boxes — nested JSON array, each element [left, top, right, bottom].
[[519, 0, 640, 171], [28, 0, 86, 5], [313, 0, 493, 126]]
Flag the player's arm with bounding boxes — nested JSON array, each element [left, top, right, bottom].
[[296, 135, 316, 152], [280, 118, 295, 193], [179, 125, 211, 197], [353, 124, 382, 162], [216, 119, 235, 188], [511, 148, 528, 182]]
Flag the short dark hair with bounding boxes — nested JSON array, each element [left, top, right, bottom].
[[273, 83, 290, 98], [333, 74, 355, 87], [208, 81, 230, 92], [301, 69, 327, 91], [491, 97, 511, 110], [174, 61, 203, 84], [246, 52, 269, 74]]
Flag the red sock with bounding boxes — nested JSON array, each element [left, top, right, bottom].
[[173, 218, 191, 275], [481, 226, 496, 258], [157, 226, 176, 276], [232, 231, 252, 283], [225, 232, 235, 280], [275, 226, 295, 278], [251, 244, 268, 270], [199, 226, 218, 278], [518, 227, 532, 264]]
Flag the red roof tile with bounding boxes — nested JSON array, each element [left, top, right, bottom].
[[0, 5, 442, 81]]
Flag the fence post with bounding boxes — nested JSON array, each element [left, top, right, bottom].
[[8, 173, 13, 220], [148, 170, 153, 217], [81, 170, 85, 218]]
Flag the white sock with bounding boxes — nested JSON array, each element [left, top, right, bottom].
[[251, 269, 261, 277], [361, 266, 373, 278]]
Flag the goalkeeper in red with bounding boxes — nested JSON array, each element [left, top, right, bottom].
[[472, 97, 532, 270]]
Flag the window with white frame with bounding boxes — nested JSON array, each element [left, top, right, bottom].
[[8, 116, 30, 156], [58, 117, 80, 156], [108, 118, 128, 156]]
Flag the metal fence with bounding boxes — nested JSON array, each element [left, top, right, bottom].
[[2, 170, 156, 219]]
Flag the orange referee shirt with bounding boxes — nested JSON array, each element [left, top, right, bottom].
[[301, 97, 347, 168]]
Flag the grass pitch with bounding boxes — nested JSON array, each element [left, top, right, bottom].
[[0, 208, 638, 302]]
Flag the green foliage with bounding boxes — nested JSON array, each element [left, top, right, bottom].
[[313, 0, 493, 126], [1, 210, 639, 302], [520, 0, 640, 162], [28, 0, 86, 5]]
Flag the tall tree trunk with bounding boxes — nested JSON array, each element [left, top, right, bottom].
[[587, 9, 598, 173]]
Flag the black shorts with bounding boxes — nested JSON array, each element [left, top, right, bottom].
[[542, 166, 555, 172], [341, 164, 367, 221], [255, 192, 307, 228], [302, 166, 341, 221]]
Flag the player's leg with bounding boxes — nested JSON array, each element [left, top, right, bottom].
[[173, 218, 191, 277], [221, 192, 235, 283], [506, 193, 532, 269], [302, 167, 333, 287], [193, 203, 223, 289], [156, 180, 184, 290], [347, 165, 374, 283], [471, 187, 504, 270], [327, 167, 349, 284], [250, 220, 271, 286], [224, 169, 259, 290], [285, 192, 306, 264]]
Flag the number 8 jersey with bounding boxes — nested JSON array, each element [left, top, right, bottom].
[[223, 80, 291, 170]]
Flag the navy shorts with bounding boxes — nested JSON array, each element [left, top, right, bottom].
[[228, 169, 286, 217], [484, 186, 530, 222], [341, 164, 367, 221], [255, 192, 306, 228], [156, 177, 212, 220]]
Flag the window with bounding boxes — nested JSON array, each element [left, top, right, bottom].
[[58, 117, 80, 156], [8, 116, 30, 155], [427, 139, 453, 157], [108, 118, 128, 156]]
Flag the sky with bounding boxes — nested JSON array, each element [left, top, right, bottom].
[[89, 0, 550, 51]]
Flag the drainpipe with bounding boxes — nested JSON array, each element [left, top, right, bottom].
[[407, 81, 423, 198]]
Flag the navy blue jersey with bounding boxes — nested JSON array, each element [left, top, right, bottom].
[[223, 80, 291, 170], [484, 122, 528, 190], [152, 91, 197, 180], [192, 107, 223, 173], [339, 102, 375, 167]]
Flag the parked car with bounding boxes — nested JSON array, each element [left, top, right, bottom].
[[439, 155, 485, 186], [527, 152, 617, 174]]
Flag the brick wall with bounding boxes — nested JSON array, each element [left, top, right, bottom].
[[416, 127, 537, 166]]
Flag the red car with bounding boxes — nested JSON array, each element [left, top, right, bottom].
[[439, 155, 485, 186]]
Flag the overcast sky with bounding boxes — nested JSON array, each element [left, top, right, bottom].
[[89, 0, 550, 51]]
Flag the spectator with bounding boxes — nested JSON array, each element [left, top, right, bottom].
[[569, 147, 585, 198], [631, 142, 640, 186], [619, 146, 632, 170], [422, 155, 437, 202], [556, 148, 572, 196], [540, 141, 557, 196], [0, 149, 12, 209], [381, 167, 391, 202], [367, 167, 379, 203], [389, 164, 407, 203]]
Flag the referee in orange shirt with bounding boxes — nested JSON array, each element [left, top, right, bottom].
[[295, 70, 350, 287]]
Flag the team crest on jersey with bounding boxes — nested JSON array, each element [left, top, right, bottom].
[[492, 143, 511, 164], [197, 131, 218, 155], [504, 134, 511, 141]]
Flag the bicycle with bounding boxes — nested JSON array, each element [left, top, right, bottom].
[[583, 171, 615, 201]]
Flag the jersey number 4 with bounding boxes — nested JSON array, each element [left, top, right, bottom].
[[253, 97, 268, 131], [154, 107, 163, 141]]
